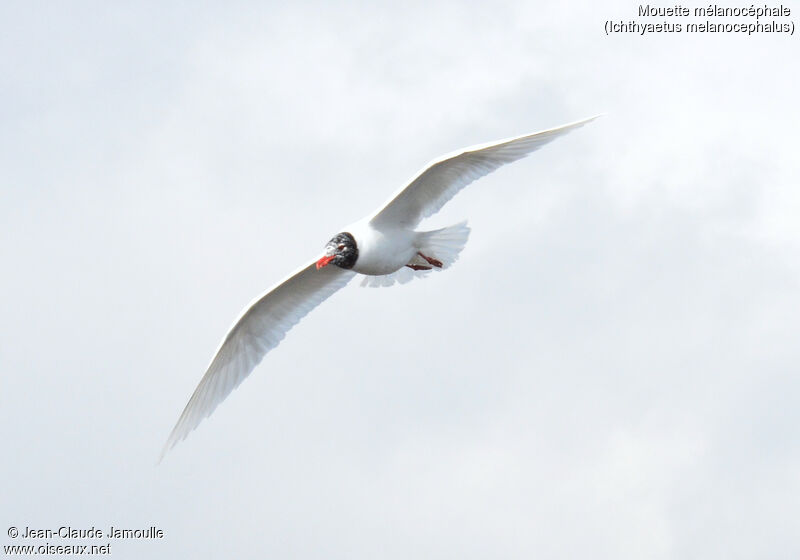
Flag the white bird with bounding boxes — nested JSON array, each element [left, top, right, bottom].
[[161, 115, 599, 459]]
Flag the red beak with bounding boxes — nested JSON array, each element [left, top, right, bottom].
[[316, 255, 335, 270]]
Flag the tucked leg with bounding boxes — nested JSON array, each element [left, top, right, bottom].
[[417, 252, 443, 268], [406, 264, 432, 271]]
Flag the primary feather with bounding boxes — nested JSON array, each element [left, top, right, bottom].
[[161, 260, 354, 460], [369, 115, 600, 228]]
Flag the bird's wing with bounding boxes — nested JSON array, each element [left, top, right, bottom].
[[161, 259, 354, 460], [369, 115, 600, 229]]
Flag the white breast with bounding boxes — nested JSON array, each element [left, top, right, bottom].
[[344, 220, 417, 276]]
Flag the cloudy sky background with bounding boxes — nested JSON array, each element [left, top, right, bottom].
[[2, 1, 799, 558]]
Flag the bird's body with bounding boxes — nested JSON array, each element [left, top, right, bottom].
[[345, 220, 417, 276], [161, 115, 600, 459]]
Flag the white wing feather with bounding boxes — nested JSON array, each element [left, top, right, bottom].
[[369, 115, 600, 228], [161, 259, 354, 459]]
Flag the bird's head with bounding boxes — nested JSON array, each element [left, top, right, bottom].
[[316, 232, 358, 270]]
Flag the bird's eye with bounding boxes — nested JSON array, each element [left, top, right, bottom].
[[337, 245, 345, 250]]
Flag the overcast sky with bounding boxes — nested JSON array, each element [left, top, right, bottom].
[[2, 1, 799, 558]]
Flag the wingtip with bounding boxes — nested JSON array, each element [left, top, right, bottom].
[[541, 114, 605, 135], [573, 113, 606, 125], [156, 440, 171, 466], [157, 425, 185, 465], [158, 423, 190, 464]]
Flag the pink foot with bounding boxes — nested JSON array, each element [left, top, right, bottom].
[[417, 252, 443, 268]]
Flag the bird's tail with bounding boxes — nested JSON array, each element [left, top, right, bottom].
[[416, 220, 471, 269], [359, 221, 471, 288]]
